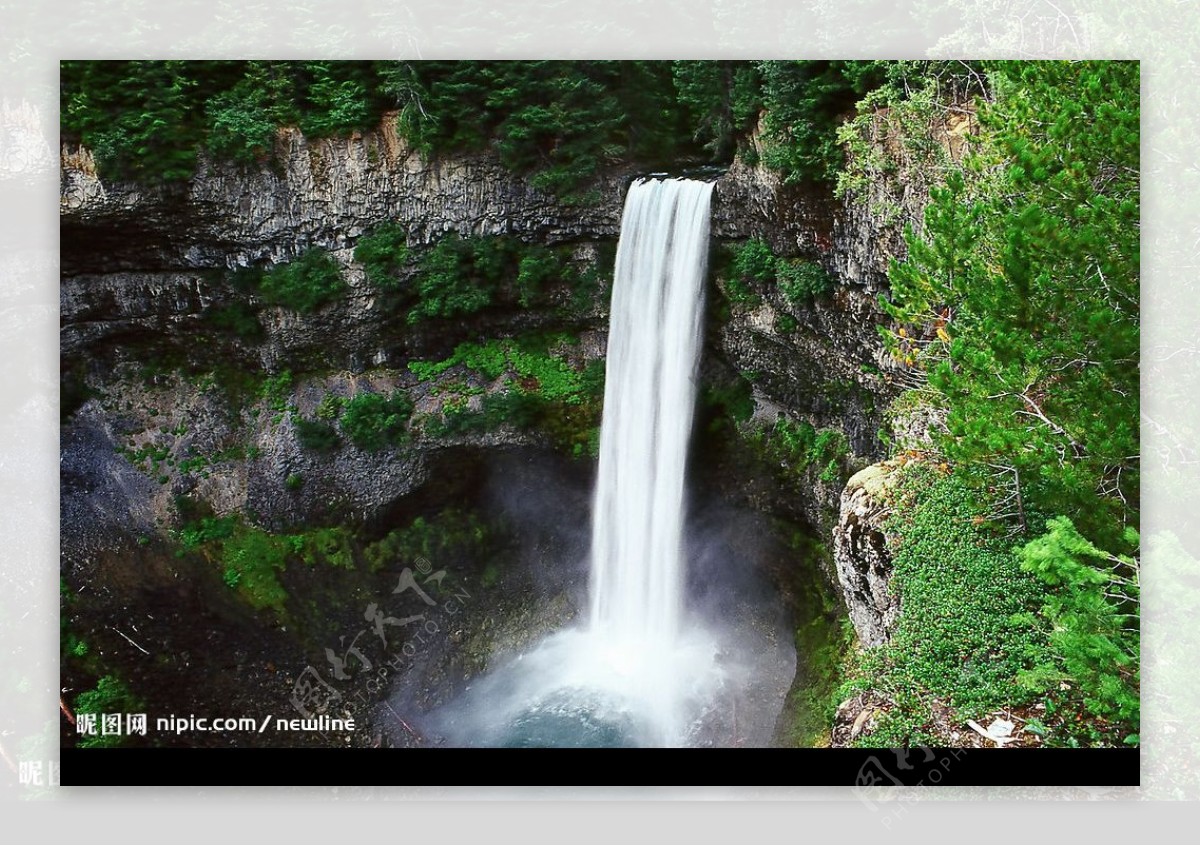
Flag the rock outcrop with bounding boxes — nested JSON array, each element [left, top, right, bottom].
[[831, 461, 902, 647]]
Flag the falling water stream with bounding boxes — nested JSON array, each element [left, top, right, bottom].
[[420, 177, 729, 747], [590, 177, 713, 648]]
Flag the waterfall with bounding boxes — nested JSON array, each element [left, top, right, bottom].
[[421, 177, 726, 748], [589, 177, 714, 651]]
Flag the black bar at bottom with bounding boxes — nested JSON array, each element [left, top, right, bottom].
[[61, 747, 1139, 787]]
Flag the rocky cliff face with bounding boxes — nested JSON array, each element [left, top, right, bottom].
[[60, 117, 909, 508], [60, 118, 898, 361], [60, 118, 928, 671]]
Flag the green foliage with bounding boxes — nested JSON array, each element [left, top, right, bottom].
[[285, 473, 304, 491], [287, 526, 355, 570], [62, 60, 773, 192], [1018, 517, 1140, 739], [703, 375, 756, 426], [205, 61, 298, 165], [515, 247, 567, 308], [834, 61, 986, 209], [757, 61, 884, 184], [294, 417, 340, 452], [884, 61, 1139, 550], [772, 525, 857, 747], [842, 465, 1051, 745], [749, 417, 849, 485], [73, 675, 144, 748], [410, 335, 604, 454], [390, 233, 586, 320], [428, 392, 543, 438], [299, 61, 373, 137], [777, 259, 833, 303], [726, 238, 833, 306], [339, 391, 413, 451], [386, 60, 707, 198], [363, 509, 491, 574], [257, 249, 346, 313], [177, 515, 237, 552], [354, 223, 410, 291], [408, 234, 507, 323], [178, 517, 358, 612], [258, 370, 293, 414], [60, 59, 905, 192], [315, 392, 344, 421], [204, 301, 263, 340], [409, 336, 594, 405], [671, 61, 762, 160], [62, 59, 204, 183], [756, 60, 987, 189], [218, 525, 291, 611], [731, 237, 776, 286], [62, 60, 395, 183]]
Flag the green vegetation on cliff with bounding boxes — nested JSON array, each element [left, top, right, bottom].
[[725, 238, 834, 306], [354, 222, 411, 291], [749, 417, 850, 486], [73, 675, 144, 748], [62, 59, 960, 191], [410, 334, 605, 456], [853, 60, 1140, 747], [840, 465, 1050, 746], [886, 61, 1139, 550], [339, 391, 414, 451], [176, 515, 355, 614]]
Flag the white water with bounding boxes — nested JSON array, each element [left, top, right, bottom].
[[590, 176, 713, 648], [570, 176, 721, 744]]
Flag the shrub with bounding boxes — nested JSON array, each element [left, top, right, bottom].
[[315, 392, 344, 421], [177, 516, 360, 612], [515, 247, 565, 307], [703, 376, 756, 425], [363, 509, 490, 574], [204, 64, 292, 166], [354, 223, 410, 291], [287, 526, 355, 569], [1018, 517, 1140, 740], [298, 61, 372, 137], [727, 240, 834, 306], [219, 526, 290, 612], [205, 302, 263, 339], [257, 249, 346, 313], [407, 234, 508, 324], [840, 465, 1051, 746], [177, 515, 237, 552], [294, 417, 340, 452], [732, 238, 777, 285], [339, 391, 414, 451], [410, 335, 604, 453], [777, 259, 833, 302]]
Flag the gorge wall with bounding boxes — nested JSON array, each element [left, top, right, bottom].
[[59, 118, 923, 745], [61, 120, 903, 531]]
